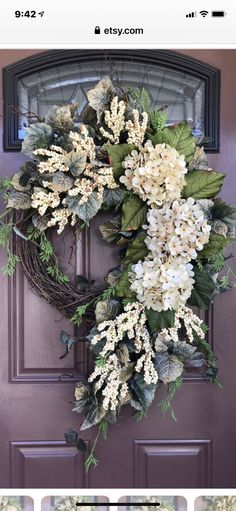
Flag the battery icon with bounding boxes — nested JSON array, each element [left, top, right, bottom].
[[211, 11, 226, 17]]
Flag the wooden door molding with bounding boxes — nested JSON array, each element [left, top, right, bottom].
[[10, 440, 90, 488], [134, 439, 212, 488]]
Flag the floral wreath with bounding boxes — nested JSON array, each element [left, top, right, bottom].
[[53, 496, 95, 511], [1, 78, 236, 471], [131, 496, 175, 511], [0, 497, 23, 511], [203, 497, 236, 511]]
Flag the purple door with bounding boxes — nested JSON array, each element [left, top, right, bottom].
[[1, 49, 236, 489]]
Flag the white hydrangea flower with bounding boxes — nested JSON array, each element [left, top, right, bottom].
[[145, 197, 211, 264], [120, 141, 187, 206], [130, 257, 195, 311]]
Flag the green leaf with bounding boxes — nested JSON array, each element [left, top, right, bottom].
[[64, 151, 87, 177], [116, 267, 136, 299], [188, 266, 215, 310], [182, 171, 225, 199], [22, 122, 53, 156], [65, 191, 103, 224], [172, 341, 197, 358], [121, 195, 147, 231], [128, 87, 151, 113], [212, 199, 236, 225], [130, 373, 157, 411], [145, 308, 175, 334], [123, 233, 148, 265], [105, 143, 135, 179], [102, 187, 126, 210], [99, 216, 121, 243], [155, 352, 184, 384], [151, 122, 196, 163], [199, 233, 232, 259], [48, 172, 73, 192], [7, 191, 31, 210]]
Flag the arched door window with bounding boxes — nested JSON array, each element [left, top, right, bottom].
[[3, 50, 220, 151]]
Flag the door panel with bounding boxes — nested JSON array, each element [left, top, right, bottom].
[[1, 49, 236, 489]]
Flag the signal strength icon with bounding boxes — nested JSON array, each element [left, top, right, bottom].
[[200, 10, 209, 17], [186, 11, 196, 17]]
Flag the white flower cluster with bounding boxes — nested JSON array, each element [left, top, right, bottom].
[[88, 303, 158, 411], [130, 257, 195, 311], [69, 125, 96, 160], [126, 109, 148, 146], [100, 96, 126, 144], [47, 208, 77, 234], [68, 165, 118, 204], [145, 197, 211, 264], [100, 96, 148, 147], [31, 188, 60, 216], [0, 498, 22, 511], [155, 305, 205, 349], [30, 124, 118, 233], [88, 353, 130, 410], [33, 145, 69, 174], [120, 142, 187, 206]]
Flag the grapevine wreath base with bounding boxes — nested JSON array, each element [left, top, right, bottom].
[[1, 78, 236, 471]]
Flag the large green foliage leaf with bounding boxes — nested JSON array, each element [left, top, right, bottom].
[[130, 373, 157, 411], [99, 216, 121, 243], [121, 195, 147, 231], [102, 187, 126, 210], [49, 172, 73, 192], [106, 143, 135, 179], [145, 308, 175, 334], [123, 233, 148, 265], [155, 352, 184, 384], [64, 151, 87, 177], [22, 123, 53, 156], [65, 191, 102, 224], [188, 266, 215, 310], [212, 199, 236, 225], [7, 191, 31, 210], [116, 267, 136, 299], [151, 122, 196, 163], [182, 171, 225, 199], [199, 232, 232, 259]]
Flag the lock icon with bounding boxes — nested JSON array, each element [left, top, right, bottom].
[[94, 26, 101, 34]]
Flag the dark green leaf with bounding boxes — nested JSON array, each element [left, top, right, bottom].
[[7, 191, 31, 210], [22, 122, 53, 156], [76, 437, 87, 452], [121, 195, 147, 231], [146, 308, 175, 334], [123, 233, 148, 265], [130, 373, 157, 411], [188, 266, 215, 309], [155, 352, 184, 384], [199, 233, 232, 259], [182, 171, 225, 199], [64, 428, 78, 446], [172, 341, 197, 358], [65, 191, 102, 224], [64, 151, 87, 176], [106, 143, 135, 179], [102, 187, 126, 210], [116, 267, 136, 299], [212, 198, 236, 225], [99, 216, 121, 243], [186, 352, 205, 368]]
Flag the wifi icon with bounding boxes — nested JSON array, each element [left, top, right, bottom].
[[200, 10, 209, 17]]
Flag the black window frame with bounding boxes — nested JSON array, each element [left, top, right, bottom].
[[3, 49, 220, 152]]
